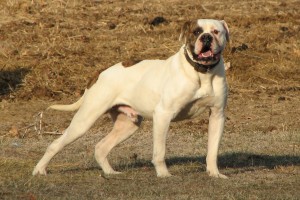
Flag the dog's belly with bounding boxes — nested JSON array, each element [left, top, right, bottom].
[[118, 93, 212, 121], [131, 92, 161, 118], [125, 97, 210, 121], [122, 81, 165, 119]]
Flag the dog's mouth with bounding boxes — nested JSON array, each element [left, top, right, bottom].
[[195, 47, 221, 63]]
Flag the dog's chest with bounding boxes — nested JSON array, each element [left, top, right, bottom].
[[172, 97, 213, 121]]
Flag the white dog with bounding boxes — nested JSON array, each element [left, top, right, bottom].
[[33, 19, 229, 178]]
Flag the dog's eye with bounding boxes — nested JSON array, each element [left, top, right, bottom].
[[193, 27, 203, 36], [213, 30, 219, 34]]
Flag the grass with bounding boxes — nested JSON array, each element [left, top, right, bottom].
[[1, 127, 299, 199]]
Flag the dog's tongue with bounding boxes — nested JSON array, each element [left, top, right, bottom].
[[199, 50, 213, 58]]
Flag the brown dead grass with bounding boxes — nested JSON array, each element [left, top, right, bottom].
[[0, 0, 299, 199], [0, 0, 299, 101]]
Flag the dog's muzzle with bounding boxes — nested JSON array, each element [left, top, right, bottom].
[[197, 34, 221, 62]]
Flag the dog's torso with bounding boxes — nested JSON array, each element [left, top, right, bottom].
[[91, 46, 227, 120]]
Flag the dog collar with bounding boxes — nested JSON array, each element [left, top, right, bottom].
[[184, 48, 220, 73]]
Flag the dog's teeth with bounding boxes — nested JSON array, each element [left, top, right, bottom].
[[201, 53, 209, 58], [201, 51, 213, 58]]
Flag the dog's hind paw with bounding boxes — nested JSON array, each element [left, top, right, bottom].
[[108, 170, 122, 175], [103, 168, 122, 175], [217, 173, 228, 179], [32, 167, 47, 176]]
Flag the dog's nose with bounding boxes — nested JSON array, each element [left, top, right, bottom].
[[200, 34, 213, 46]]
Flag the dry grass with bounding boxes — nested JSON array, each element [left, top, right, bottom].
[[0, 0, 299, 199], [1, 0, 299, 100]]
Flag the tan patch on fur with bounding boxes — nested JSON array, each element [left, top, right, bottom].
[[187, 21, 202, 51], [122, 59, 142, 67], [180, 20, 200, 46], [87, 70, 103, 89]]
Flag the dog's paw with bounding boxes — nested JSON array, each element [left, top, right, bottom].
[[109, 170, 122, 175], [103, 169, 122, 175], [32, 167, 47, 176], [217, 173, 228, 179], [153, 160, 172, 178], [156, 168, 172, 178], [157, 171, 172, 178]]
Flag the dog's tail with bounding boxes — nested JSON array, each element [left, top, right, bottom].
[[47, 89, 87, 111]]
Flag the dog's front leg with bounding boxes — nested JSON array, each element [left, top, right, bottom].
[[152, 107, 174, 177], [206, 107, 227, 179], [191, 75, 214, 101]]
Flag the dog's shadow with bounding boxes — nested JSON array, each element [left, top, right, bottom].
[[0, 68, 30, 96], [116, 152, 300, 172], [57, 152, 299, 175]]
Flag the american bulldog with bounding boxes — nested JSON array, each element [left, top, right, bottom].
[[33, 19, 229, 178]]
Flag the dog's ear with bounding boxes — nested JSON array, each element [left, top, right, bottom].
[[179, 21, 191, 43], [220, 20, 229, 42]]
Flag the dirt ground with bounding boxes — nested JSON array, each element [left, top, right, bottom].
[[0, 0, 299, 199]]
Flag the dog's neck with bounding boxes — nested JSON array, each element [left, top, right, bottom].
[[184, 47, 220, 73]]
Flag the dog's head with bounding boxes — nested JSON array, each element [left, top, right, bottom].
[[180, 19, 229, 67]]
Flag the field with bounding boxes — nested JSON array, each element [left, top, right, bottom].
[[0, 0, 299, 199]]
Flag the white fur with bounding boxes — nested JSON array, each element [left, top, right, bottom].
[[33, 19, 229, 179]]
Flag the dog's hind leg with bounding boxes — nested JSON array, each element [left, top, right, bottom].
[[95, 109, 142, 175], [33, 89, 113, 176]]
